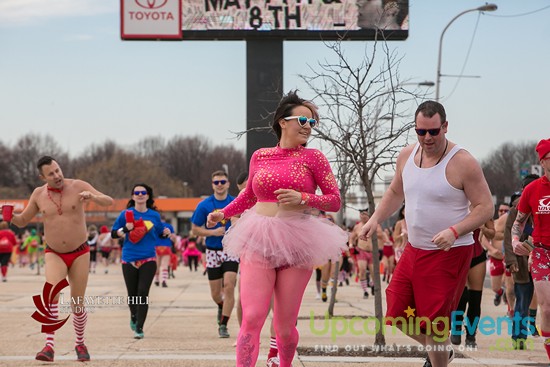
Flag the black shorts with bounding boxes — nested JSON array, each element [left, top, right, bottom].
[[470, 249, 487, 268], [207, 261, 239, 281]]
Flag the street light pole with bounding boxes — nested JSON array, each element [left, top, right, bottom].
[[435, 4, 497, 101]]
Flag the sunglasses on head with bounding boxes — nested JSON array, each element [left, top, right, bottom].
[[212, 180, 227, 186], [133, 190, 148, 196], [284, 115, 318, 128]]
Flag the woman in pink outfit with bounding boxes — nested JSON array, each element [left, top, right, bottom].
[[208, 90, 348, 367]]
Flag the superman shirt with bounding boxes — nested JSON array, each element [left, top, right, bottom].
[[112, 208, 165, 262]]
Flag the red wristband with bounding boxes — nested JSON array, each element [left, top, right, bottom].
[[449, 226, 459, 239]]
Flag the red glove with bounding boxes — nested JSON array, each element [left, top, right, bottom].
[[125, 210, 135, 224], [129, 219, 147, 244]]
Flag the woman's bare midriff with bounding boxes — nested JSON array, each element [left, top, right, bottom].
[[254, 202, 313, 217]]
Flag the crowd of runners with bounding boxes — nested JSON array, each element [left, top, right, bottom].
[[0, 96, 548, 367]]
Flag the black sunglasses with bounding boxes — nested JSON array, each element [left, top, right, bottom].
[[212, 180, 227, 185], [415, 127, 442, 136]]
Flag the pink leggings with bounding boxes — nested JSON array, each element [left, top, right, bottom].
[[237, 262, 312, 367]]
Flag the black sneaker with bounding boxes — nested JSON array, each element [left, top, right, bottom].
[[465, 335, 477, 348], [423, 347, 454, 367], [494, 291, 502, 306], [363, 291, 369, 299], [450, 333, 461, 345], [162, 281, 168, 288], [513, 338, 527, 350], [321, 291, 327, 302], [218, 324, 230, 338], [154, 281, 160, 287]]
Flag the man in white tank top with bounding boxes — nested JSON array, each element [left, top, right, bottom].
[[359, 101, 494, 367]]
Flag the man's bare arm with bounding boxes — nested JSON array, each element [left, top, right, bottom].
[[453, 153, 494, 236], [77, 180, 113, 206], [480, 219, 495, 240], [11, 190, 40, 228], [191, 223, 224, 238]]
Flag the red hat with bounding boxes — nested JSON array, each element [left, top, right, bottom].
[[536, 138, 550, 161], [100, 225, 109, 234]]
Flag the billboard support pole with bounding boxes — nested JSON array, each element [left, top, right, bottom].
[[246, 40, 282, 163]]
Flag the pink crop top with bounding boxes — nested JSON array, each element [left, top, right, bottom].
[[221, 145, 341, 218]]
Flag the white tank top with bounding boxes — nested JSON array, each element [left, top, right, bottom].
[[403, 143, 473, 250]]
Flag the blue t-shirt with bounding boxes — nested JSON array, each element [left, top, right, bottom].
[[112, 208, 164, 262], [156, 222, 174, 247], [191, 194, 234, 250]]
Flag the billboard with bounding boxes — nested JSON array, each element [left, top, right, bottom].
[[121, 0, 182, 39], [182, 0, 408, 40]]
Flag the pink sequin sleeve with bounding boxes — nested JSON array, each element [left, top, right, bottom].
[[220, 153, 258, 219], [305, 149, 341, 212]]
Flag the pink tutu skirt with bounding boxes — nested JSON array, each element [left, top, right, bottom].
[[223, 208, 349, 269]]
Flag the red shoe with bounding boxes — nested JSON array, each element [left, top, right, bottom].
[[36, 345, 54, 362], [75, 344, 90, 362]]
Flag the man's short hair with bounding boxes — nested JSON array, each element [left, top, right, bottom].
[[415, 101, 446, 124], [522, 174, 539, 189], [211, 170, 228, 179], [236, 172, 248, 186], [36, 156, 56, 173]]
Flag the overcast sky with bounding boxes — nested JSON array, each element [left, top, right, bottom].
[[1, 0, 549, 163]]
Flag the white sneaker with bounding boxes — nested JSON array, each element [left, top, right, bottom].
[[315, 293, 321, 300], [266, 356, 280, 367]]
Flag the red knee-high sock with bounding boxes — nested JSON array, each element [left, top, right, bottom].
[[1, 265, 7, 277], [541, 330, 550, 360], [73, 310, 88, 346], [46, 303, 58, 348], [268, 336, 278, 359]]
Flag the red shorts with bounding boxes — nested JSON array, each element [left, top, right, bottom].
[[156, 246, 172, 257], [488, 256, 505, 277], [356, 248, 373, 264], [385, 243, 472, 332], [383, 245, 394, 258], [45, 242, 90, 269], [531, 246, 550, 282]]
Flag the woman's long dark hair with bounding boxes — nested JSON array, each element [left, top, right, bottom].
[[126, 183, 158, 211]]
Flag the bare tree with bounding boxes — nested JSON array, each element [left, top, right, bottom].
[[300, 40, 427, 346], [481, 141, 537, 206], [75, 150, 185, 198], [9, 133, 68, 195]]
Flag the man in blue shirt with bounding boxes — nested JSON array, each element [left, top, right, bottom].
[[191, 170, 238, 338]]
